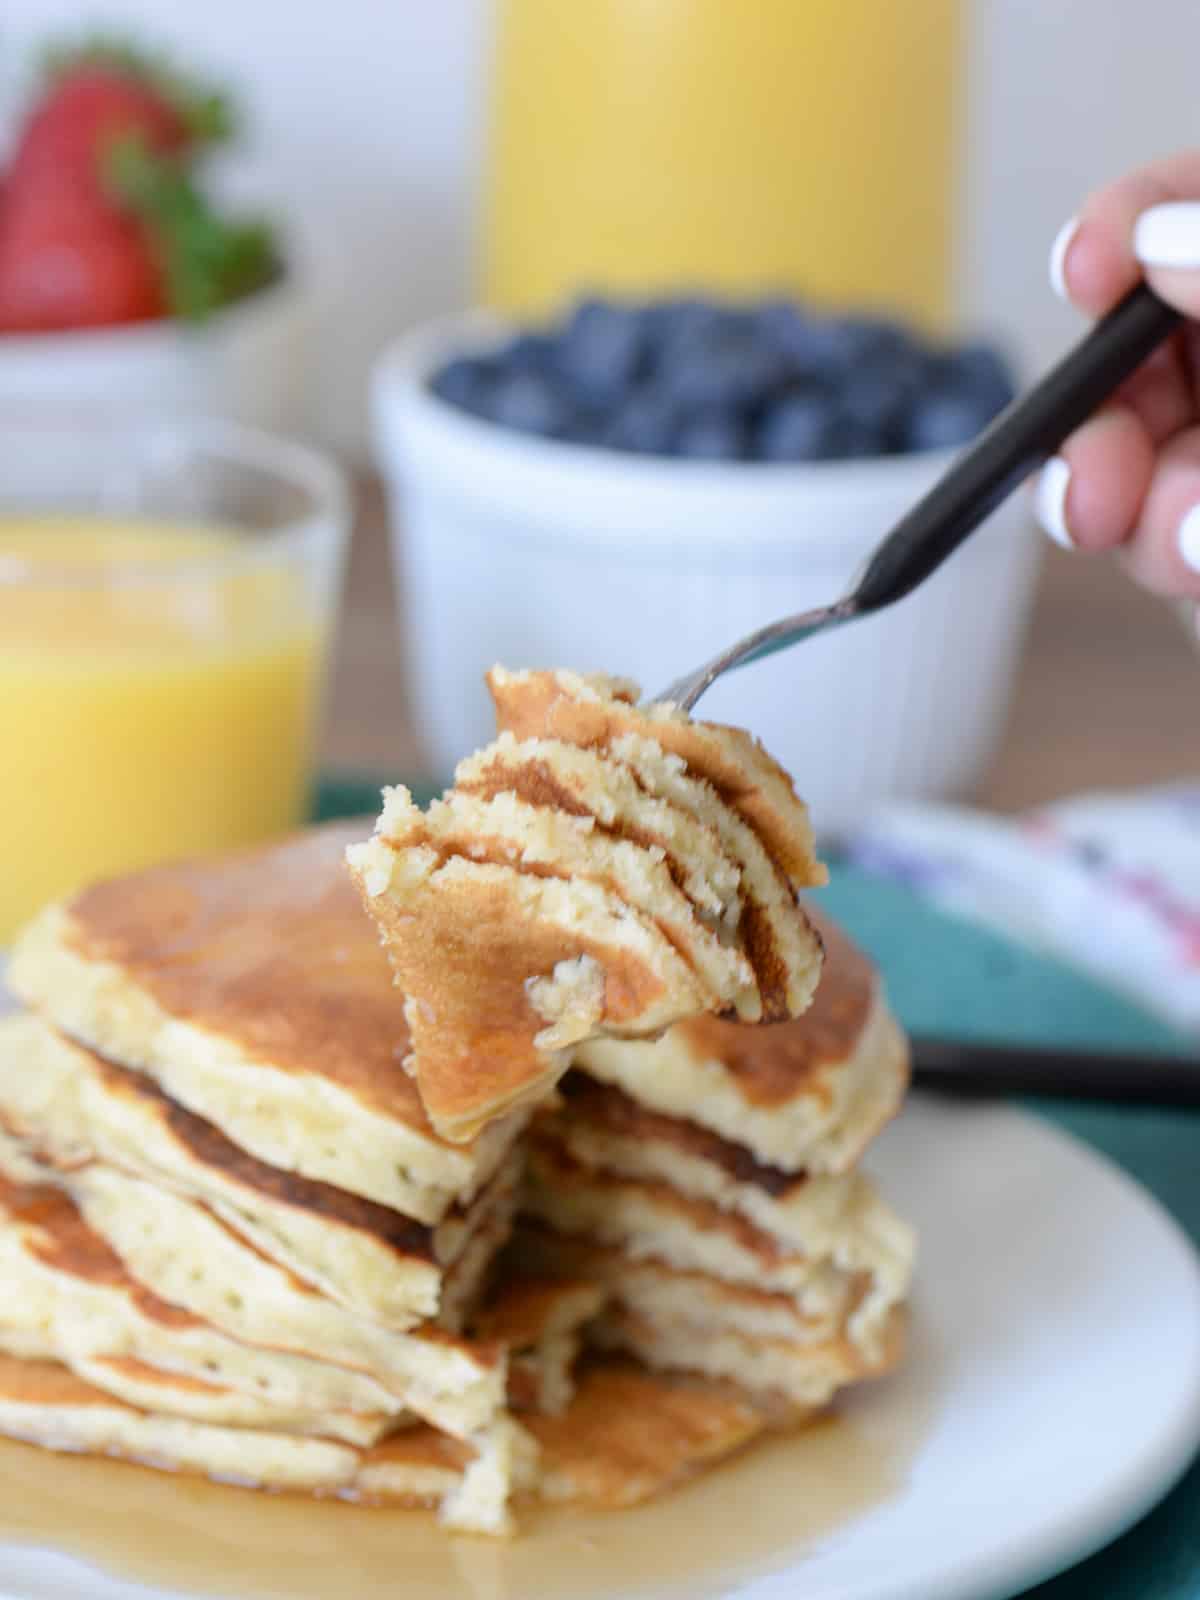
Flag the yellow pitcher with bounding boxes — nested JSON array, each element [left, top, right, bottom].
[[483, 0, 958, 328]]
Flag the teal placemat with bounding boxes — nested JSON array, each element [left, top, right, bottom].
[[319, 777, 1200, 1599]]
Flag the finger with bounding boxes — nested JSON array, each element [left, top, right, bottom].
[[1110, 341, 1196, 444], [1118, 427, 1200, 596], [1049, 151, 1200, 318], [1033, 407, 1154, 551]]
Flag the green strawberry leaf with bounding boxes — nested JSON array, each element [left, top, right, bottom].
[[104, 133, 282, 321], [42, 32, 236, 147]]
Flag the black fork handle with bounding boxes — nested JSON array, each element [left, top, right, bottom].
[[853, 284, 1182, 614]]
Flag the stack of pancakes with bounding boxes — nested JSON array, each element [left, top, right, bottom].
[[515, 912, 915, 1412], [0, 668, 916, 1535], [0, 825, 566, 1533]]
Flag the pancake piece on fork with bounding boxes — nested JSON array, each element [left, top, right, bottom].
[[349, 668, 826, 1143]]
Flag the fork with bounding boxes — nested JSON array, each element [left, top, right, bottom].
[[659, 283, 1181, 711]]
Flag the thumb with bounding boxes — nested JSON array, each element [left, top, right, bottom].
[[1135, 203, 1200, 320]]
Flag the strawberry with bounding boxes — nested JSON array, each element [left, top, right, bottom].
[[11, 72, 189, 192], [0, 174, 164, 332], [0, 36, 273, 334], [21, 35, 231, 179]]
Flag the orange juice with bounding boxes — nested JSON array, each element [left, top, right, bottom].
[[484, 0, 958, 327], [0, 518, 329, 942]]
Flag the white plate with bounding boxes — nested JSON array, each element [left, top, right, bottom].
[[0, 1092, 1195, 1600]]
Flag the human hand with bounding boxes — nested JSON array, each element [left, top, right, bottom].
[[1036, 153, 1200, 596]]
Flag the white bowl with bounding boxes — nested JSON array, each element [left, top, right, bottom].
[[373, 312, 1042, 836], [0, 276, 312, 437]]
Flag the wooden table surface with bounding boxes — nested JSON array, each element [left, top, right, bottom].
[[323, 477, 1199, 813]]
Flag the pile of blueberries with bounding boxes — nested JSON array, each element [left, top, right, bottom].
[[428, 295, 1016, 463]]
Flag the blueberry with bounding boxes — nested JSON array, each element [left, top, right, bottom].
[[675, 411, 748, 460], [756, 389, 837, 461], [944, 342, 1015, 417], [755, 300, 851, 380], [661, 329, 788, 415], [428, 356, 496, 417], [487, 371, 572, 437], [559, 409, 610, 447], [823, 411, 889, 460], [638, 296, 722, 353], [497, 331, 560, 374], [904, 388, 998, 452], [838, 316, 919, 367], [839, 354, 924, 448], [557, 297, 646, 404], [602, 386, 679, 455]]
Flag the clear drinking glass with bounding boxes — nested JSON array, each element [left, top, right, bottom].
[[0, 415, 349, 942]]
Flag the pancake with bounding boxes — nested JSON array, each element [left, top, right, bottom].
[[0, 1353, 533, 1533], [544, 1071, 907, 1260], [474, 1276, 606, 1415], [590, 1305, 907, 1408], [466, 716, 823, 1022], [0, 1011, 521, 1337], [356, 1417, 540, 1536], [348, 795, 722, 1144], [0, 1129, 508, 1440], [7, 823, 526, 1219], [371, 787, 758, 1010], [526, 1361, 772, 1509], [58, 1159, 508, 1438], [349, 668, 825, 1143], [0, 1299, 391, 1446], [506, 1224, 859, 1347], [63, 1356, 394, 1446], [523, 1141, 914, 1355], [0, 1355, 362, 1493], [574, 911, 909, 1173], [0, 1159, 406, 1427], [0, 1015, 519, 1331], [486, 669, 824, 891]]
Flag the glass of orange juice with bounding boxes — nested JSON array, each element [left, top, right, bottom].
[[0, 415, 349, 943]]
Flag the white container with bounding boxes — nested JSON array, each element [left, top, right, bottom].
[[374, 314, 1042, 837], [0, 276, 312, 438]]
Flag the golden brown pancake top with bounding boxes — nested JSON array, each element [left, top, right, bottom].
[[60, 824, 451, 1142], [673, 911, 875, 1109]]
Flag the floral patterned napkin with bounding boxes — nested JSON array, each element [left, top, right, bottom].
[[845, 783, 1200, 1035]]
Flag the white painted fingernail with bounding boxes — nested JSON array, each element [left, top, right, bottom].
[[1034, 456, 1074, 548], [1134, 203, 1200, 269], [1049, 216, 1079, 300], [1177, 505, 1200, 573]]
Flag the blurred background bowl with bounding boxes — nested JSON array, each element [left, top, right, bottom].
[[375, 313, 1042, 837], [0, 275, 312, 437]]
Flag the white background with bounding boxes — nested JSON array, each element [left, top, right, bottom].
[[2, 1, 1197, 455]]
